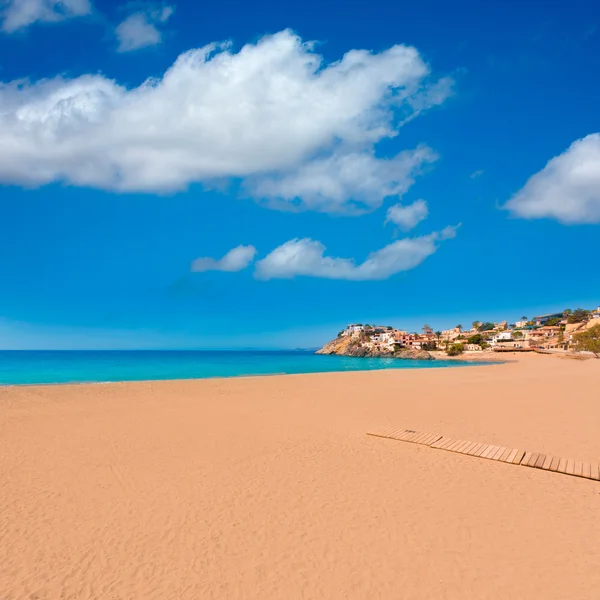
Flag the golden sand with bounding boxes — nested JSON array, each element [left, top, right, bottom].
[[1, 353, 599, 599]]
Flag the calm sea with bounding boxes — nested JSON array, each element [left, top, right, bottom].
[[0, 350, 477, 386]]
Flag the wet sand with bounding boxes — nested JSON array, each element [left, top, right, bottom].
[[1, 353, 599, 599]]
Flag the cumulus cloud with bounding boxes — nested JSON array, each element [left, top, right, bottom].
[[385, 199, 428, 230], [250, 146, 437, 214], [0, 29, 451, 212], [254, 226, 457, 281], [505, 134, 600, 224], [191, 245, 257, 273], [115, 5, 174, 52], [1, 0, 91, 32]]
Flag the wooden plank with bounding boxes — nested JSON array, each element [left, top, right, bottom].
[[582, 463, 592, 479], [506, 448, 519, 463], [512, 450, 526, 465], [520, 452, 533, 466], [455, 441, 473, 453], [421, 433, 438, 445], [498, 448, 513, 462], [541, 455, 553, 470], [482, 445, 500, 459], [566, 460, 575, 476], [534, 454, 547, 469], [417, 433, 434, 445], [470, 443, 486, 457], [465, 442, 483, 455], [439, 438, 457, 450], [591, 464, 600, 481], [491, 447, 508, 461], [447, 440, 465, 452], [405, 432, 421, 442], [427, 435, 443, 446], [557, 458, 568, 474], [574, 461, 583, 477], [483, 445, 498, 459], [411, 432, 428, 443], [549, 457, 560, 472], [475, 444, 492, 457], [430, 437, 449, 448], [464, 441, 482, 454]]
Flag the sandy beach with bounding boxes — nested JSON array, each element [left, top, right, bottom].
[[1, 353, 599, 599]]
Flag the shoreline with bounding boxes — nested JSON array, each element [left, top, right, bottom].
[[0, 355, 501, 388]]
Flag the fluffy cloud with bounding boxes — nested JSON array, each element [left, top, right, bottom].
[[250, 146, 436, 214], [1, 0, 91, 32], [254, 226, 457, 281], [505, 134, 600, 224], [0, 30, 451, 212], [385, 199, 428, 230], [115, 5, 174, 52], [191, 245, 257, 272]]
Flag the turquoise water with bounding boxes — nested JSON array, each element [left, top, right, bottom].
[[0, 350, 481, 385]]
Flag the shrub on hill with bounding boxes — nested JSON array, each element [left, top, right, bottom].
[[573, 324, 600, 357], [568, 309, 591, 324], [446, 344, 464, 357]]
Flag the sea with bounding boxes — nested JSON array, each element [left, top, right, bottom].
[[0, 350, 478, 386]]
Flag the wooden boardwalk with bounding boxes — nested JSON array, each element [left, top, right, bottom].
[[367, 426, 600, 482]]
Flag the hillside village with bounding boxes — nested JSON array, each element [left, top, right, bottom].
[[334, 306, 600, 357]]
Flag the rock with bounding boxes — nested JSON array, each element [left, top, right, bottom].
[[315, 335, 433, 360]]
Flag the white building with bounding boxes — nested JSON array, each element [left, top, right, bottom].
[[342, 324, 364, 336], [489, 331, 513, 345]]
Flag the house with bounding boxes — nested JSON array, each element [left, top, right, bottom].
[[442, 327, 461, 341], [532, 313, 563, 326], [494, 321, 508, 330], [490, 331, 513, 345], [465, 344, 482, 351], [341, 324, 364, 336], [530, 326, 561, 337], [515, 320, 528, 328]]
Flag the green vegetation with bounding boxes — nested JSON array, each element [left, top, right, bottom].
[[567, 308, 591, 324], [477, 322, 495, 332], [446, 343, 464, 356], [573, 324, 600, 357], [467, 333, 483, 345], [513, 331, 523, 339], [422, 341, 437, 351], [546, 317, 561, 326]]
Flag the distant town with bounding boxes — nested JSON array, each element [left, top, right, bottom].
[[337, 306, 600, 357]]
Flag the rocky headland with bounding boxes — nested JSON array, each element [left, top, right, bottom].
[[315, 333, 433, 360]]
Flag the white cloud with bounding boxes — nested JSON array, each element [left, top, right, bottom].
[[505, 133, 600, 224], [191, 244, 257, 272], [385, 199, 428, 230], [250, 146, 437, 214], [0, 30, 451, 212], [115, 4, 174, 52], [470, 169, 483, 179], [254, 226, 457, 281], [1, 0, 91, 32]]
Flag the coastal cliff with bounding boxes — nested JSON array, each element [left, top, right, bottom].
[[315, 334, 433, 360]]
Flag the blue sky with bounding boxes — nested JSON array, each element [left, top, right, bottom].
[[0, 0, 599, 349]]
